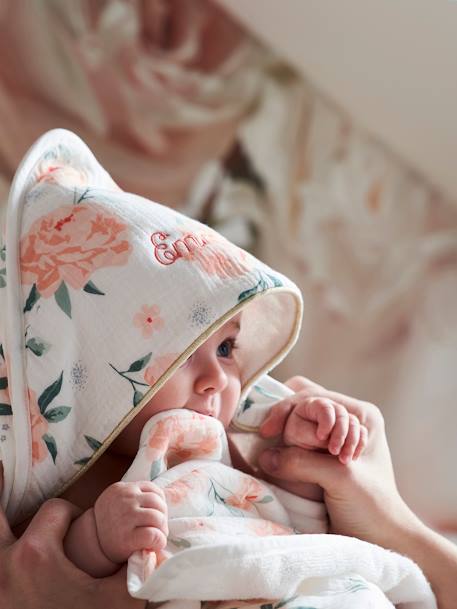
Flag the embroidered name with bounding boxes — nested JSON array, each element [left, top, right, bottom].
[[151, 231, 209, 265]]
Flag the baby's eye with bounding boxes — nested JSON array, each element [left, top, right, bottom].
[[217, 338, 237, 359]]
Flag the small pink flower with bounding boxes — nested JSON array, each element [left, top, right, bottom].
[[133, 304, 165, 338]]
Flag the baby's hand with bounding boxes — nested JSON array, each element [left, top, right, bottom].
[[94, 481, 168, 564], [260, 394, 368, 465]]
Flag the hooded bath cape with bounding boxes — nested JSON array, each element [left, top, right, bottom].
[[0, 128, 302, 525], [0, 131, 436, 609]]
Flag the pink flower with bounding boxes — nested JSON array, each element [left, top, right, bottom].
[[28, 389, 49, 465], [144, 353, 179, 386], [225, 477, 266, 512], [133, 304, 165, 338], [145, 412, 219, 466], [20, 204, 131, 297], [164, 469, 207, 505]]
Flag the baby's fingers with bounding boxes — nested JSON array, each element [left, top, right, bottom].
[[337, 414, 361, 464], [133, 526, 167, 553], [353, 424, 368, 460], [327, 405, 350, 456]]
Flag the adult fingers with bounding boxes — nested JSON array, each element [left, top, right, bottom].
[[353, 424, 369, 460], [94, 565, 147, 609], [284, 376, 324, 393], [260, 400, 295, 438], [258, 445, 345, 490], [0, 505, 15, 547], [21, 499, 80, 555]]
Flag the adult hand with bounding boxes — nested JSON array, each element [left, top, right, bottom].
[[258, 376, 420, 548], [0, 498, 146, 609]]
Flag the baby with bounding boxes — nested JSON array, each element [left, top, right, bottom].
[[61, 311, 366, 578]]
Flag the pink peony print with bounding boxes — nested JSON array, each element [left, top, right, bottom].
[[225, 477, 266, 512], [20, 204, 131, 297], [28, 389, 49, 465], [165, 469, 207, 505], [145, 413, 220, 466], [133, 304, 165, 338], [144, 353, 179, 386]]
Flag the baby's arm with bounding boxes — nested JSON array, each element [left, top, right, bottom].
[[261, 384, 367, 464], [259, 383, 368, 501], [64, 481, 168, 578]]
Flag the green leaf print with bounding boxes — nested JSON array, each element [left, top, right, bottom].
[[83, 280, 105, 296], [43, 433, 57, 463], [0, 275, 5, 288], [238, 272, 284, 303], [84, 435, 102, 452], [74, 457, 90, 466], [133, 390, 144, 407], [256, 495, 274, 504], [0, 344, 4, 360], [150, 459, 162, 480], [0, 404, 12, 415], [127, 353, 152, 373], [26, 337, 51, 357], [44, 406, 71, 423], [23, 283, 41, 313], [169, 537, 191, 549], [38, 372, 63, 414], [74, 435, 102, 466], [0, 245, 5, 261], [237, 284, 260, 303], [265, 273, 283, 288], [54, 281, 72, 318], [240, 396, 253, 412], [0, 377, 7, 390]]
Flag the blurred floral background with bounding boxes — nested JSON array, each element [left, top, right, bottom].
[[1, 0, 456, 536]]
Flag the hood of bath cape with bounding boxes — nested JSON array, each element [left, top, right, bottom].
[[0, 129, 302, 524]]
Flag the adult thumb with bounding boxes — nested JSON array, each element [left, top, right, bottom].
[[258, 445, 344, 492], [0, 505, 15, 546]]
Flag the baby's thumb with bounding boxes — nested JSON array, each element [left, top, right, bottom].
[[258, 445, 342, 491]]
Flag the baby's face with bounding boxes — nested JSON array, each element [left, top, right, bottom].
[[111, 314, 243, 456]]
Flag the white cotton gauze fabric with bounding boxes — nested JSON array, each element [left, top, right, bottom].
[[0, 129, 302, 524]]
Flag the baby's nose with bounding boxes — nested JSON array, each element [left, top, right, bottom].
[[194, 360, 227, 395]]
